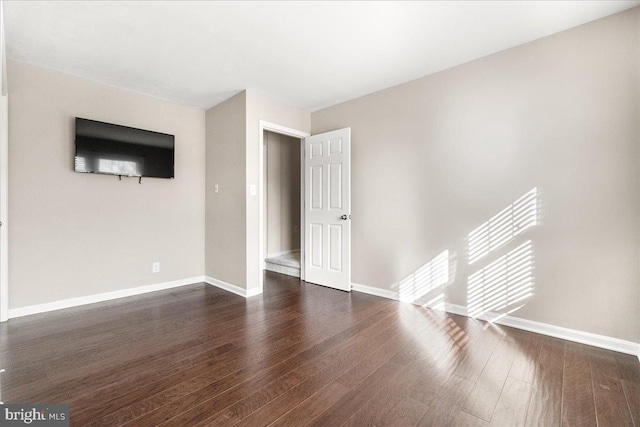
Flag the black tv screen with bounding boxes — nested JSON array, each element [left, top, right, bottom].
[[74, 118, 175, 179]]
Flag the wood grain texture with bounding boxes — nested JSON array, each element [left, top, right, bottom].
[[621, 379, 640, 426], [508, 329, 542, 384], [307, 360, 405, 426], [489, 376, 532, 426], [525, 337, 564, 427], [378, 397, 429, 427], [0, 271, 637, 427], [418, 375, 475, 426], [562, 342, 597, 427], [342, 361, 428, 426], [615, 352, 640, 384], [455, 411, 490, 427], [267, 381, 349, 427], [589, 348, 634, 427], [463, 339, 517, 421]]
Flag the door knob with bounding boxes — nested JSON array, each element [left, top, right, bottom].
[[340, 215, 348, 220]]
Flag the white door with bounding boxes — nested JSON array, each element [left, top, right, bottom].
[[304, 128, 351, 291]]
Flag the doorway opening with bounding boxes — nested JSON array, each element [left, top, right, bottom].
[[257, 122, 351, 294], [258, 121, 309, 294], [262, 130, 303, 278]]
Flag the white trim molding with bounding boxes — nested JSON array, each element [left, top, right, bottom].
[[351, 282, 399, 301], [351, 283, 640, 359], [8, 276, 206, 319], [445, 303, 640, 359], [261, 121, 310, 140], [246, 287, 262, 298], [266, 249, 300, 259], [205, 276, 262, 298]]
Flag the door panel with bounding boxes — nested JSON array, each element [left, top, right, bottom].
[[304, 128, 351, 291], [328, 224, 342, 271], [328, 163, 342, 210], [310, 223, 323, 268], [310, 166, 323, 210]]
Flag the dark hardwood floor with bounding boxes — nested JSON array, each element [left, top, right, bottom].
[[1, 272, 638, 426]]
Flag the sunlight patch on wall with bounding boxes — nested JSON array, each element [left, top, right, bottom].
[[468, 188, 538, 264], [398, 250, 449, 304], [467, 240, 534, 318]]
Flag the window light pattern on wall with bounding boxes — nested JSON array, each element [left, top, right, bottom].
[[467, 240, 533, 318], [468, 188, 538, 264], [398, 250, 449, 304]]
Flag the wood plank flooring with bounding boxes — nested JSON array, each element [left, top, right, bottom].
[[1, 271, 638, 426]]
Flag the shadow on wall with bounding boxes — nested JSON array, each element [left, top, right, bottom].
[[396, 187, 540, 322]]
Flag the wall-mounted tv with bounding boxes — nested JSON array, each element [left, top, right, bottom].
[[74, 118, 175, 179]]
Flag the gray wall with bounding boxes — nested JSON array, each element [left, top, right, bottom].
[[264, 130, 300, 256], [8, 60, 205, 308], [311, 9, 640, 342], [205, 91, 247, 286]]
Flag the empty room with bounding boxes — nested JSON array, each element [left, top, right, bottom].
[[0, 1, 638, 426]]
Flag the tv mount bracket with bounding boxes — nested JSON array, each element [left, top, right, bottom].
[[117, 175, 142, 184]]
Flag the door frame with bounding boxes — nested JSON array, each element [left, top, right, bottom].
[[258, 121, 310, 293]]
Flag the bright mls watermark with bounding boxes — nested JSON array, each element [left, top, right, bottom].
[[0, 404, 69, 426]]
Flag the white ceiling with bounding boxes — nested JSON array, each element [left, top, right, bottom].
[[4, 1, 638, 111]]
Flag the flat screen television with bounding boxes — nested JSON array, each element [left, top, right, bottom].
[[74, 118, 175, 179]]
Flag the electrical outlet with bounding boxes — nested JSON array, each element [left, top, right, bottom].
[[214, 184, 219, 193], [152, 262, 160, 273]]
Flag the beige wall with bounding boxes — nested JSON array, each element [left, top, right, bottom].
[[8, 60, 205, 309], [264, 130, 301, 256], [312, 9, 640, 342], [205, 90, 309, 290], [246, 90, 310, 291], [205, 92, 247, 286]]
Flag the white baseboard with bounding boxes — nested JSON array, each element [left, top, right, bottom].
[[351, 282, 640, 359], [351, 282, 399, 301], [264, 262, 300, 278], [246, 287, 262, 297], [205, 276, 262, 298], [445, 303, 640, 358], [266, 249, 300, 258], [8, 276, 206, 319], [444, 303, 470, 318]]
